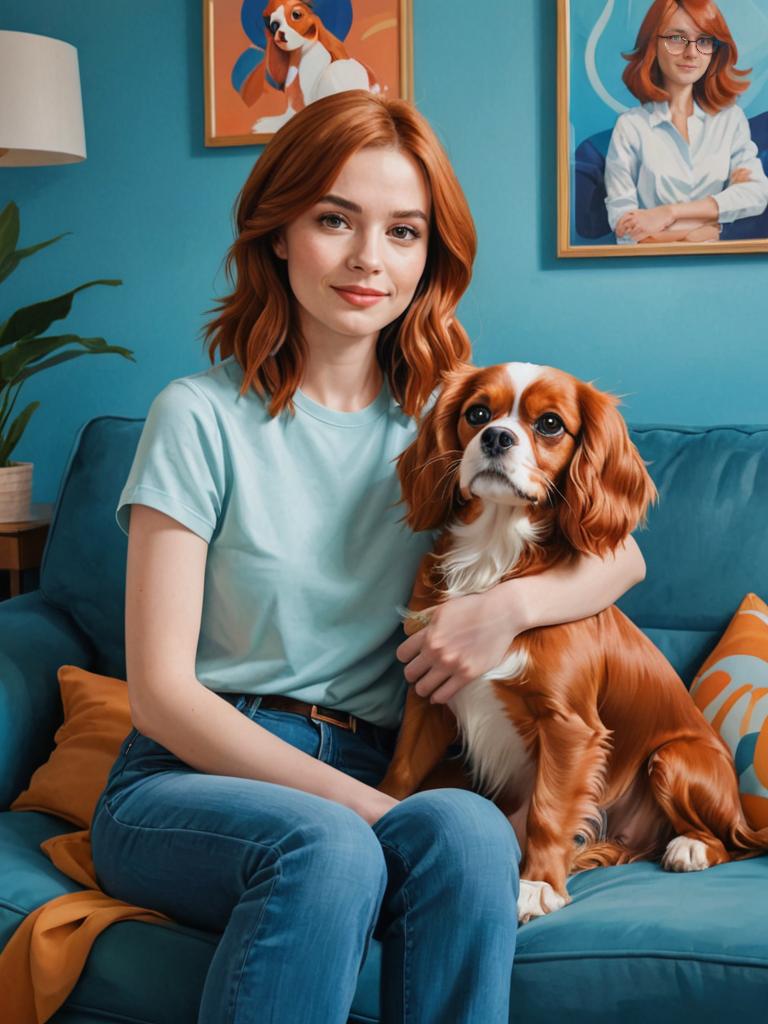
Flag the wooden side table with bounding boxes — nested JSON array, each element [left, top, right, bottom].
[[0, 503, 53, 600]]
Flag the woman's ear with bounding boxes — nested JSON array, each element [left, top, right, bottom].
[[558, 381, 657, 557], [272, 230, 287, 260]]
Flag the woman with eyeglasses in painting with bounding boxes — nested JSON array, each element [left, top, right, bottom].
[[604, 0, 768, 244]]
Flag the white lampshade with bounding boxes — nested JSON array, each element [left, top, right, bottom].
[[0, 30, 86, 167]]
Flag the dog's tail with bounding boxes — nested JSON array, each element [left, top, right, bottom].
[[725, 817, 768, 859], [569, 840, 633, 872], [569, 837, 665, 872]]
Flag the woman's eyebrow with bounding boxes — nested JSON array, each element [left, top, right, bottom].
[[318, 194, 428, 221]]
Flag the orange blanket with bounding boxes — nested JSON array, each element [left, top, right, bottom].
[[0, 824, 173, 1023]]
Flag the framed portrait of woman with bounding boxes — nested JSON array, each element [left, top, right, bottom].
[[203, 0, 413, 147], [557, 0, 768, 257]]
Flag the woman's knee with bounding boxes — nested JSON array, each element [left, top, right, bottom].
[[289, 799, 388, 898], [378, 788, 521, 872]]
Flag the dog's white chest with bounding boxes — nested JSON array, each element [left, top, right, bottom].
[[299, 41, 331, 97], [447, 655, 533, 804]]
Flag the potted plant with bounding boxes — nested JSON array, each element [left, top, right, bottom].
[[0, 201, 134, 522]]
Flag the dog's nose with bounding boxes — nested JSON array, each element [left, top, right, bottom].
[[481, 426, 518, 457], [269, 19, 280, 34]]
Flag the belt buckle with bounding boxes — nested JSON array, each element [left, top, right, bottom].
[[310, 704, 357, 732]]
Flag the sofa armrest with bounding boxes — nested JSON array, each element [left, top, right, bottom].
[[0, 589, 96, 810]]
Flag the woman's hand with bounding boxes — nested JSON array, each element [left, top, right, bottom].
[[395, 590, 525, 705], [730, 166, 752, 185], [360, 791, 400, 826], [616, 205, 677, 242]]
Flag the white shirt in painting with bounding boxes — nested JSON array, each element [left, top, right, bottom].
[[604, 100, 768, 240]]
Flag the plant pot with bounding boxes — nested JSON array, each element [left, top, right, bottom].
[[0, 461, 33, 523]]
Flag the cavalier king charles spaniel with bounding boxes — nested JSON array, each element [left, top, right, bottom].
[[377, 361, 768, 924]]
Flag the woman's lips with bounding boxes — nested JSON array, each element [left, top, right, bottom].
[[332, 286, 388, 307]]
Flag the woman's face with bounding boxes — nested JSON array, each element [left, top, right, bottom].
[[273, 146, 430, 350], [655, 4, 714, 90]]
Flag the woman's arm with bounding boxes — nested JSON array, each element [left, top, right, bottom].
[[615, 196, 719, 242], [127, 504, 397, 825], [604, 116, 642, 237], [712, 107, 768, 224], [397, 535, 646, 705]]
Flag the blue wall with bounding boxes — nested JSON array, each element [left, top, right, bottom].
[[2, 0, 767, 503]]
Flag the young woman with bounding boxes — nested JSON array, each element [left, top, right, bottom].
[[605, 0, 768, 244], [91, 90, 646, 1023]]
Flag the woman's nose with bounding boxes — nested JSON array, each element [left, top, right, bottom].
[[346, 232, 383, 273]]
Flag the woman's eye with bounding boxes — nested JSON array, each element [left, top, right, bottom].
[[320, 213, 348, 229], [465, 405, 492, 426], [534, 413, 565, 437], [389, 224, 419, 241]]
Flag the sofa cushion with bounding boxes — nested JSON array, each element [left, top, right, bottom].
[[621, 425, 768, 685], [511, 857, 768, 1022], [40, 417, 142, 679]]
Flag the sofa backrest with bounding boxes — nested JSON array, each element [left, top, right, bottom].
[[39, 417, 768, 687], [40, 417, 142, 680], [617, 424, 768, 682]]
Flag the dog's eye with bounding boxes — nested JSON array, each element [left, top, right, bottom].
[[291, 8, 302, 18], [465, 405, 492, 426], [534, 413, 565, 437]]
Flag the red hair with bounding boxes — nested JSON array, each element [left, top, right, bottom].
[[622, 0, 750, 114], [202, 90, 476, 419]]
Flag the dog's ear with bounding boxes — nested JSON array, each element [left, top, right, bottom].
[[558, 381, 657, 557], [396, 364, 476, 533], [265, 35, 290, 89], [241, 61, 268, 106], [315, 22, 348, 61]]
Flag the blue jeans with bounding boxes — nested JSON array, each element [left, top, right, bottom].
[[91, 693, 521, 1024]]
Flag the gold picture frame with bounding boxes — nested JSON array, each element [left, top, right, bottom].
[[557, 0, 768, 257], [203, 0, 414, 148]]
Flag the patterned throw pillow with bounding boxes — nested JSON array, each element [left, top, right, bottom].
[[690, 593, 768, 829]]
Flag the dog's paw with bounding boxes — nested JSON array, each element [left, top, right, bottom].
[[662, 836, 710, 872], [251, 112, 294, 134], [517, 879, 568, 925]]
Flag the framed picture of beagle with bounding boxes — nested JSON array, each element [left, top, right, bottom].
[[557, 0, 768, 257], [203, 0, 413, 147]]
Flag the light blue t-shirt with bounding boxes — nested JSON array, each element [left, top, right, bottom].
[[116, 356, 435, 729]]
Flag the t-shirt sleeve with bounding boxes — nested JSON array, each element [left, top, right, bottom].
[[116, 380, 226, 542]]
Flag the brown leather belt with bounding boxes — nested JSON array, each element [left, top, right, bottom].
[[258, 694, 359, 732]]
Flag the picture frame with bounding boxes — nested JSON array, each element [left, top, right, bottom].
[[203, 0, 413, 148], [557, 0, 768, 257]]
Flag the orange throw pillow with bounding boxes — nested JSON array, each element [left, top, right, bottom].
[[690, 593, 768, 829], [11, 666, 133, 830]]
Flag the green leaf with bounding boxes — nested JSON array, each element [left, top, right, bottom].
[[0, 279, 122, 347], [0, 334, 135, 384], [0, 232, 69, 285], [0, 203, 20, 268], [0, 399, 39, 466], [8, 337, 137, 385]]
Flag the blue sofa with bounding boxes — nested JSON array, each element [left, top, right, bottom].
[[1, 414, 767, 1023]]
